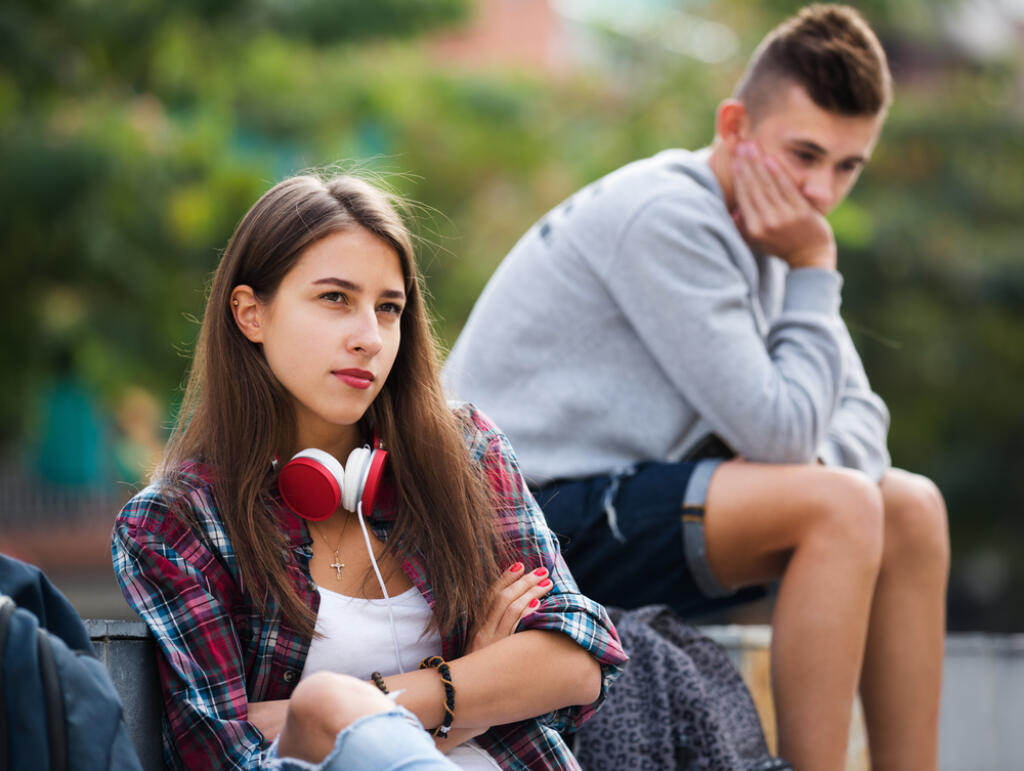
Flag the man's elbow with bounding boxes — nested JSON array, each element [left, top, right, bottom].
[[741, 443, 817, 466], [735, 422, 823, 465]]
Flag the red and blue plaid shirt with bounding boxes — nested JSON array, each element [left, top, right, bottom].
[[113, 404, 626, 769]]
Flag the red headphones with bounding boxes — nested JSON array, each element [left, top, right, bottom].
[[278, 440, 388, 521]]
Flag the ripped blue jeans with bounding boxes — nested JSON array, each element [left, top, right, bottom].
[[266, 707, 458, 771]]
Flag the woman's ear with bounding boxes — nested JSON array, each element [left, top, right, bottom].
[[715, 98, 749, 152], [230, 285, 264, 343]]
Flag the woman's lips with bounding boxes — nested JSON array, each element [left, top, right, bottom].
[[334, 369, 374, 390]]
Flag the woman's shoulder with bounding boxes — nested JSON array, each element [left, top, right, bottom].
[[447, 401, 507, 456], [115, 459, 222, 541], [449, 399, 492, 431], [447, 400, 530, 495]]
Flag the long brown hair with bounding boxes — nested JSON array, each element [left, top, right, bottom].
[[159, 174, 503, 638]]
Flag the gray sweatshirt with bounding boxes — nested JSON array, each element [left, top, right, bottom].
[[443, 148, 891, 484]]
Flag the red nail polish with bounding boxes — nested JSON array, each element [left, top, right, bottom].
[[509, 562, 524, 573], [538, 578, 552, 588], [533, 567, 548, 577], [528, 598, 540, 609]]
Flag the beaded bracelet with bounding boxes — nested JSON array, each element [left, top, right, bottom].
[[418, 655, 455, 738], [370, 671, 389, 695]]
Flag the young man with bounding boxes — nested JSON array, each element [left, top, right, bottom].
[[443, 5, 949, 770]]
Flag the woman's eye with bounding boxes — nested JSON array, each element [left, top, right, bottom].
[[792, 150, 817, 165], [319, 291, 348, 304], [378, 302, 403, 316]]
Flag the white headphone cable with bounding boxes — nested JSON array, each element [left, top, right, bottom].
[[356, 500, 406, 674]]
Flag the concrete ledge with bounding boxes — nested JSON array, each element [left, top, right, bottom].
[[938, 630, 1024, 771], [87, 619, 164, 771], [90, 621, 1024, 771], [703, 625, 1024, 771]]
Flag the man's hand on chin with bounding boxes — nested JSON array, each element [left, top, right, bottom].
[[730, 142, 837, 271]]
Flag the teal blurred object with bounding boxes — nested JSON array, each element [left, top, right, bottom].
[[34, 375, 112, 489]]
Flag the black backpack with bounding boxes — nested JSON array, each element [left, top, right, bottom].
[[0, 554, 142, 771]]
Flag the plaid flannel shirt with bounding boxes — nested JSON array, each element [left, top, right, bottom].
[[113, 403, 627, 770]]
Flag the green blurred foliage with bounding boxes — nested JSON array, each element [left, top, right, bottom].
[[1, 0, 1021, 629], [841, 81, 1024, 631], [0, 0, 470, 445]]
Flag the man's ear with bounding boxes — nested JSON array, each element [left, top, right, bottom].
[[715, 99, 750, 151], [230, 285, 264, 343]]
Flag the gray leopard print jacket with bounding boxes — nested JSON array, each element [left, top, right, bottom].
[[572, 605, 792, 771]]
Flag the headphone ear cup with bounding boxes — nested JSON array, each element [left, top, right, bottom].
[[342, 447, 372, 513], [341, 447, 388, 515], [279, 449, 345, 521], [361, 449, 388, 517]]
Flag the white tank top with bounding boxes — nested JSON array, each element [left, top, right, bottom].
[[302, 584, 438, 679], [301, 584, 500, 770]]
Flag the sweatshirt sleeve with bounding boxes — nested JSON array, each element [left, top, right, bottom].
[[601, 192, 846, 464], [817, 323, 892, 481]]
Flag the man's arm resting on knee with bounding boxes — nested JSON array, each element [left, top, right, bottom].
[[816, 325, 891, 481]]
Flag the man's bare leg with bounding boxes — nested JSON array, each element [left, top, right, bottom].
[[703, 462, 884, 771], [859, 469, 949, 771]]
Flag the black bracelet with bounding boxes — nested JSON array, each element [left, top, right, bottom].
[[419, 655, 455, 738], [370, 671, 389, 694]]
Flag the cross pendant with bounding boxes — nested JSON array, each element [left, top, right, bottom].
[[330, 550, 345, 580]]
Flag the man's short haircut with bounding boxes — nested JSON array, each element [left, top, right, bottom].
[[734, 4, 892, 120]]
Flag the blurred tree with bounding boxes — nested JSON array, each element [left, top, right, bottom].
[[0, 0, 469, 445]]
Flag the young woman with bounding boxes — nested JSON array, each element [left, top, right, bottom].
[[112, 174, 627, 770]]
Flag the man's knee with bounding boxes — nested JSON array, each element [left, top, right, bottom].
[[880, 469, 951, 572], [703, 462, 884, 587], [804, 467, 885, 571]]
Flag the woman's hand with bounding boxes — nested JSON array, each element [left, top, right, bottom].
[[466, 562, 553, 654], [248, 700, 289, 742]]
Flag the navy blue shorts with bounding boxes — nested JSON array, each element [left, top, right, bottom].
[[533, 459, 766, 620]]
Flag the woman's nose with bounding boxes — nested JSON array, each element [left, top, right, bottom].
[[349, 311, 383, 356]]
